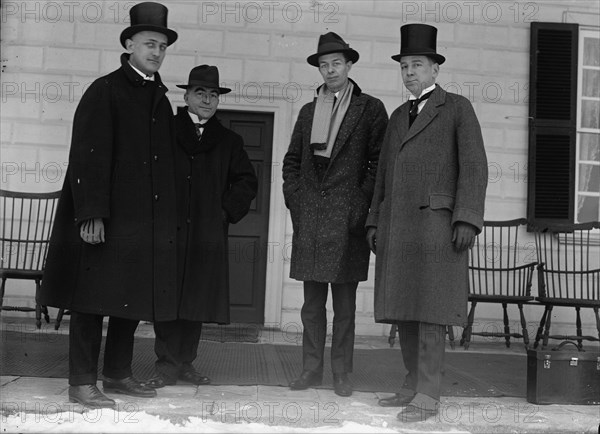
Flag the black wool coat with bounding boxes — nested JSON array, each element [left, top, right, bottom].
[[38, 54, 179, 322], [174, 107, 258, 323], [282, 81, 389, 283]]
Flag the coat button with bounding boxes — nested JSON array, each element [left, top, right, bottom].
[[154, 194, 159, 201]]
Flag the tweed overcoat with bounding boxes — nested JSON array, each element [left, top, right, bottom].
[[366, 85, 488, 327], [283, 81, 388, 283], [173, 107, 257, 323], [38, 54, 179, 322]]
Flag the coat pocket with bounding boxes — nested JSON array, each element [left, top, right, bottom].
[[429, 193, 455, 212]]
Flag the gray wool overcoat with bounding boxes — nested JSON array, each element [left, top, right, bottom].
[[38, 54, 179, 322], [366, 85, 488, 327], [283, 81, 388, 283]]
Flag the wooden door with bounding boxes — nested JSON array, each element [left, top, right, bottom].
[[217, 110, 273, 324]]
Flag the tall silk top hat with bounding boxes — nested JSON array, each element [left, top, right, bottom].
[[392, 24, 445, 65], [176, 65, 232, 94], [120, 2, 178, 48], [307, 32, 359, 67]]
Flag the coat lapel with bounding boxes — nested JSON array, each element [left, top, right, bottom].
[[329, 94, 366, 163], [400, 86, 446, 150]]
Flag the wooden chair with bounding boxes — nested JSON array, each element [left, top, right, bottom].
[[0, 189, 61, 328], [532, 221, 600, 350], [460, 219, 538, 349]]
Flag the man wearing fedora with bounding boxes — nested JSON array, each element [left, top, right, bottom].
[[145, 65, 257, 389], [366, 24, 488, 422], [39, 2, 179, 408], [283, 32, 388, 397]]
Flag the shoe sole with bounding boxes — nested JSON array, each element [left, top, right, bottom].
[[289, 382, 322, 390], [178, 379, 211, 386], [102, 387, 157, 398], [68, 397, 116, 409]]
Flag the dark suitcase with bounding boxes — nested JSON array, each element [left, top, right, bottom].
[[527, 341, 600, 405]]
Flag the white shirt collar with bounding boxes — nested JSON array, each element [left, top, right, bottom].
[[187, 109, 208, 125], [128, 62, 154, 81], [409, 83, 436, 100]]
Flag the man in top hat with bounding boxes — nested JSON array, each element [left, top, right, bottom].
[[39, 2, 179, 408], [366, 24, 488, 422], [283, 32, 388, 397], [145, 65, 257, 388]]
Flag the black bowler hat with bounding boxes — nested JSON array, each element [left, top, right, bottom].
[[176, 65, 232, 94], [307, 32, 359, 67], [120, 2, 178, 48], [392, 24, 445, 65]]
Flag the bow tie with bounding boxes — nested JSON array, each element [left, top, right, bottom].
[[194, 123, 204, 139]]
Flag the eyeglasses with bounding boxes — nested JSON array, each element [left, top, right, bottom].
[[196, 90, 219, 102]]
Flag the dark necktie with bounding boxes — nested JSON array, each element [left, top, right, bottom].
[[194, 123, 204, 139], [408, 90, 434, 127]]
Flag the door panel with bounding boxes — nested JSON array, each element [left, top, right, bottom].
[[217, 110, 273, 324]]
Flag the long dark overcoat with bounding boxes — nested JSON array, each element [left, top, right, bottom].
[[282, 81, 388, 283], [366, 86, 488, 327], [174, 107, 257, 323], [38, 54, 178, 322]]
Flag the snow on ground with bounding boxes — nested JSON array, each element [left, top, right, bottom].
[[1, 410, 402, 433]]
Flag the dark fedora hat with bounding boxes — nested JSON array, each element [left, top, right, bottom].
[[391, 24, 445, 65], [307, 32, 359, 67], [176, 65, 232, 94], [120, 2, 178, 48]]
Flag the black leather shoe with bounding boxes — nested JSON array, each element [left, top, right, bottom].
[[333, 373, 352, 397], [69, 384, 116, 409], [143, 375, 176, 389], [397, 404, 439, 423], [102, 376, 157, 398], [178, 369, 211, 385], [289, 371, 322, 390], [378, 393, 415, 407]]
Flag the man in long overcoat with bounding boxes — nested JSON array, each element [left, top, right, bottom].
[[38, 2, 178, 408], [366, 24, 488, 422], [145, 65, 257, 388], [282, 32, 388, 397]]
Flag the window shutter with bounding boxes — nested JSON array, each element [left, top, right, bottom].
[[527, 22, 578, 227]]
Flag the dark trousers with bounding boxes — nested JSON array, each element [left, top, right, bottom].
[[397, 320, 446, 400], [68, 311, 139, 386], [301, 281, 358, 375], [153, 319, 203, 381]]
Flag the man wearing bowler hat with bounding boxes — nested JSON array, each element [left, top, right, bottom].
[[366, 24, 488, 422], [39, 2, 179, 408], [145, 65, 257, 388], [283, 32, 388, 397]]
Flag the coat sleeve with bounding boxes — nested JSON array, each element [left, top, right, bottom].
[[282, 104, 309, 208], [68, 78, 114, 225], [360, 98, 388, 199], [222, 133, 258, 224], [451, 97, 488, 233]]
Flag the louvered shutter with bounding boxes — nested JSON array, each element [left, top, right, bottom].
[[527, 22, 578, 226]]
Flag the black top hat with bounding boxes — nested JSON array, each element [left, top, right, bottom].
[[391, 24, 445, 65], [120, 2, 178, 48], [176, 65, 232, 94], [307, 32, 359, 67]]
